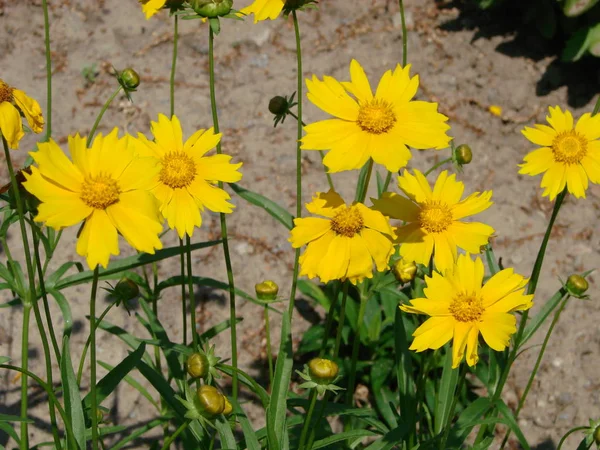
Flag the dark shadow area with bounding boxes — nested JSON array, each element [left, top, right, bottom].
[[532, 437, 557, 450], [437, 0, 600, 107]]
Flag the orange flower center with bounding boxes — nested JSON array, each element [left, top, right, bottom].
[[418, 201, 453, 233], [330, 206, 364, 237], [160, 152, 197, 189], [356, 99, 396, 134], [80, 174, 121, 209], [0, 80, 14, 104], [449, 292, 484, 323], [552, 130, 587, 165]]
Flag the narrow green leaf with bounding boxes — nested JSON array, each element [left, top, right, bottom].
[[434, 347, 459, 435], [110, 418, 169, 450], [354, 160, 371, 202], [395, 309, 415, 434], [521, 287, 568, 345], [98, 360, 159, 410], [312, 429, 379, 449], [0, 422, 19, 446], [364, 423, 408, 450], [45, 261, 84, 290], [217, 364, 269, 409], [55, 240, 222, 290], [47, 289, 73, 337], [372, 358, 398, 429], [232, 399, 261, 450], [201, 317, 244, 341], [494, 399, 530, 450], [215, 415, 237, 448], [230, 183, 294, 230], [95, 318, 154, 366], [448, 397, 491, 446], [0, 299, 20, 309], [0, 356, 10, 364], [60, 336, 86, 450], [483, 245, 501, 275], [0, 414, 33, 423], [297, 279, 330, 310]]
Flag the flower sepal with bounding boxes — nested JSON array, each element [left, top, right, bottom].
[[187, 344, 222, 383], [296, 358, 344, 396], [268, 93, 297, 127]]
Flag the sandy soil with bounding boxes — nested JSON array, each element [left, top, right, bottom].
[[1, 0, 600, 448]]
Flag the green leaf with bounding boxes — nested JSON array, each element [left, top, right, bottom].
[[0, 414, 33, 423], [55, 240, 222, 290], [297, 279, 330, 310], [494, 399, 530, 450], [45, 261, 84, 290], [217, 364, 270, 409], [215, 415, 237, 448], [562, 27, 592, 62], [0, 356, 10, 365], [0, 422, 19, 446], [47, 289, 73, 337], [110, 418, 169, 450], [232, 399, 261, 450], [82, 343, 146, 410], [448, 397, 491, 446], [372, 358, 398, 429], [483, 245, 501, 275], [312, 429, 380, 449], [354, 160, 372, 202], [60, 336, 86, 450], [434, 347, 459, 435], [230, 183, 294, 230], [364, 423, 408, 450], [267, 310, 293, 449], [95, 318, 154, 365], [209, 17, 221, 35], [521, 287, 568, 345], [98, 360, 159, 410]]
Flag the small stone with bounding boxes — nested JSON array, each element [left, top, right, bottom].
[[234, 242, 253, 256], [537, 399, 547, 409], [252, 28, 271, 47], [557, 392, 573, 406], [552, 357, 563, 368]]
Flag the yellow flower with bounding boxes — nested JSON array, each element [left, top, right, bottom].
[[240, 0, 284, 23], [519, 106, 600, 201], [400, 254, 533, 368], [289, 190, 395, 284], [23, 130, 163, 269], [301, 59, 451, 173], [134, 114, 243, 239], [0, 79, 44, 149], [139, 0, 167, 18], [372, 170, 494, 273]]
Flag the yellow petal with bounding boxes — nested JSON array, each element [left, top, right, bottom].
[[394, 101, 451, 150], [299, 231, 336, 279], [453, 254, 485, 295], [449, 221, 494, 254], [321, 131, 372, 173], [401, 297, 451, 316], [451, 190, 493, 220], [432, 232, 457, 274], [368, 131, 413, 172], [581, 153, 600, 184], [408, 316, 454, 352], [306, 75, 360, 122], [398, 169, 433, 203], [241, 0, 283, 23], [152, 114, 184, 154], [318, 235, 350, 283], [305, 190, 346, 218], [479, 312, 516, 351], [485, 290, 533, 314], [360, 228, 393, 272], [546, 106, 573, 133], [354, 203, 393, 236], [134, 132, 165, 159], [185, 128, 221, 157], [521, 126, 554, 147], [432, 171, 464, 205], [341, 59, 373, 104], [142, 0, 166, 18], [565, 163, 588, 199], [196, 154, 243, 183], [163, 188, 202, 238], [187, 178, 235, 214], [451, 321, 471, 368], [12, 89, 44, 134], [540, 162, 567, 200], [397, 224, 430, 265], [29, 139, 83, 192], [289, 217, 332, 248], [575, 112, 600, 141], [0, 102, 24, 149], [423, 270, 458, 301], [346, 235, 374, 282], [76, 210, 119, 269], [371, 192, 420, 222], [465, 325, 480, 367], [68, 134, 91, 175], [519, 147, 554, 176], [119, 156, 160, 192], [301, 119, 362, 151], [376, 64, 418, 104]]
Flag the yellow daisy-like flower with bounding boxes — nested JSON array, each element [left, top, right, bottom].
[[372, 170, 494, 273], [0, 79, 44, 149], [240, 0, 284, 23], [289, 190, 395, 284], [400, 254, 533, 368], [139, 0, 167, 18], [134, 114, 243, 239], [519, 106, 600, 201], [23, 130, 163, 269], [301, 59, 451, 173]]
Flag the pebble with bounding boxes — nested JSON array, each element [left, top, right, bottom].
[[557, 392, 573, 406], [552, 357, 563, 368], [235, 242, 254, 256], [252, 28, 271, 47]]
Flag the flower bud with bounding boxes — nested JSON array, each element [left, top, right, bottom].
[[120, 68, 140, 90], [393, 259, 417, 284], [594, 424, 600, 444], [255, 280, 279, 301], [96, 408, 104, 423], [196, 385, 225, 417], [268, 96, 288, 116], [566, 274, 588, 296], [114, 278, 140, 301], [187, 352, 209, 379], [454, 144, 472, 165], [222, 396, 233, 416], [308, 358, 339, 385], [190, 0, 233, 17]]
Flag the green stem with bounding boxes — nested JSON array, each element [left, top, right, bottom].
[[86, 85, 123, 146], [19, 305, 31, 450], [345, 294, 367, 406], [179, 239, 187, 346], [90, 267, 101, 450], [264, 305, 274, 384], [592, 94, 600, 116], [185, 236, 198, 349], [439, 365, 467, 450], [288, 111, 333, 191], [42, 0, 52, 141], [318, 283, 342, 357], [424, 157, 453, 177], [381, 171, 393, 195], [77, 301, 115, 384], [170, 15, 178, 118], [355, 159, 374, 204], [161, 420, 189, 450], [556, 426, 589, 450], [298, 390, 319, 450], [208, 25, 239, 399], [288, 10, 304, 319]]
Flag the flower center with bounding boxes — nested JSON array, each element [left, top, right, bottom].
[[80, 174, 121, 209], [159, 152, 197, 189], [418, 201, 453, 234], [356, 99, 396, 134], [552, 131, 587, 164], [330, 206, 364, 238], [449, 292, 484, 323], [0, 80, 14, 104]]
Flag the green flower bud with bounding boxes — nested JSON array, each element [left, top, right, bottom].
[[594, 424, 600, 444], [393, 259, 417, 284], [308, 358, 339, 385], [196, 385, 225, 417], [255, 280, 279, 301], [566, 274, 589, 296], [268, 96, 288, 116], [114, 278, 140, 301], [96, 408, 104, 423], [222, 396, 233, 416], [187, 352, 209, 379], [190, 0, 233, 17], [120, 68, 140, 90], [454, 144, 472, 165]]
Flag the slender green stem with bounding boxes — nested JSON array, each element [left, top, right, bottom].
[[179, 239, 187, 346], [355, 159, 374, 204], [288, 10, 304, 319], [19, 305, 31, 450], [170, 15, 178, 118], [264, 305, 274, 384], [185, 236, 198, 349], [288, 111, 333, 191], [86, 85, 123, 146], [556, 426, 589, 450], [318, 284, 342, 357], [90, 267, 101, 450], [424, 157, 453, 177], [439, 365, 467, 450], [161, 420, 189, 450], [298, 390, 319, 450], [77, 301, 115, 385], [381, 171, 393, 195], [208, 25, 239, 399], [42, 0, 52, 141], [592, 95, 600, 116], [345, 294, 367, 406]]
